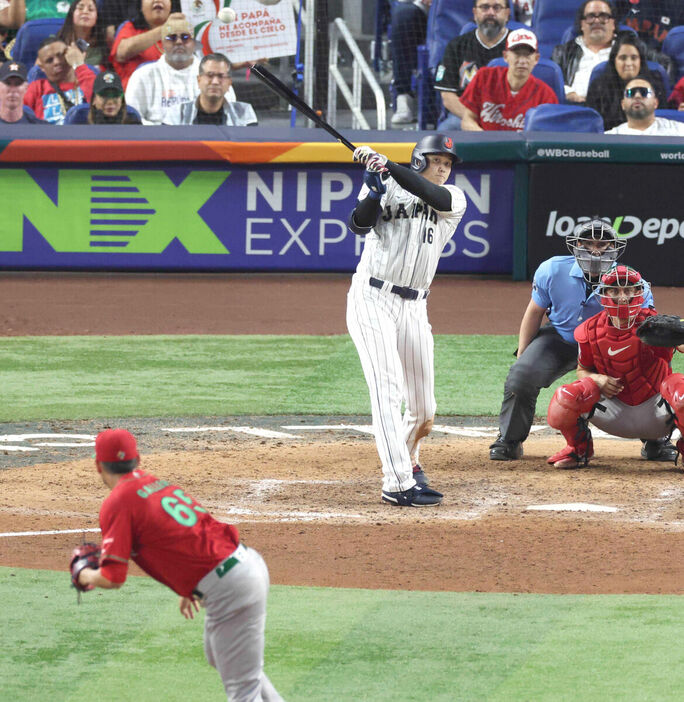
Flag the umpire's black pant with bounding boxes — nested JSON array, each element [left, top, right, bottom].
[[498, 324, 578, 443]]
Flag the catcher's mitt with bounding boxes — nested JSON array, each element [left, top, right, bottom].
[[70, 542, 100, 592], [636, 314, 684, 348]]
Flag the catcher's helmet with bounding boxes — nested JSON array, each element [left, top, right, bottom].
[[598, 265, 645, 328], [410, 134, 462, 172], [566, 218, 626, 283]]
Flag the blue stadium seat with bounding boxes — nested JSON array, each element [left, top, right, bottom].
[[588, 59, 671, 96], [531, 0, 584, 59], [63, 103, 142, 124], [662, 25, 684, 82], [487, 56, 565, 102], [654, 108, 684, 124], [12, 18, 65, 67], [523, 103, 604, 132]]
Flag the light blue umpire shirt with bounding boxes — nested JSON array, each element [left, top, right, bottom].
[[531, 256, 654, 344]]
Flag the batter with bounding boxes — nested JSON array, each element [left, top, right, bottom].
[[75, 428, 283, 702], [346, 135, 467, 507], [546, 266, 684, 468]]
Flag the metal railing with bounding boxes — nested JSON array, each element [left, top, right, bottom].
[[327, 17, 387, 130]]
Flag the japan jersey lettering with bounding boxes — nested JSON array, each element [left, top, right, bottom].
[[459, 65, 558, 131], [99, 470, 239, 596], [354, 178, 467, 290], [576, 310, 674, 406]]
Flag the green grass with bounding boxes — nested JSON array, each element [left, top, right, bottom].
[[2, 567, 684, 702]]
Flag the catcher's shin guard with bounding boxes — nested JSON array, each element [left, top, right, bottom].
[[660, 373, 684, 464], [547, 378, 599, 468]]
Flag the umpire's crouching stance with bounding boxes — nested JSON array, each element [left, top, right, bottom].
[[72, 429, 284, 702]]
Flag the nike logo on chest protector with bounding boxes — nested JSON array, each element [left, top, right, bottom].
[[607, 345, 631, 356]]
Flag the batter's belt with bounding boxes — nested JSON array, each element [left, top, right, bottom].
[[369, 277, 429, 300], [192, 543, 246, 599]]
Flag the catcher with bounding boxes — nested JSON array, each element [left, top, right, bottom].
[[546, 265, 684, 468], [69, 429, 284, 701]]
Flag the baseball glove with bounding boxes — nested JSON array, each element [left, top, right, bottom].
[[636, 314, 684, 348], [70, 542, 100, 592]]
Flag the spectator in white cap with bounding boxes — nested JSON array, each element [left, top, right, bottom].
[[606, 76, 684, 135], [459, 28, 557, 131], [0, 61, 48, 123]]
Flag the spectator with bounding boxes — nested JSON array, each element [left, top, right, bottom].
[[669, 75, 684, 110], [616, 0, 684, 52], [85, 69, 142, 123], [606, 76, 684, 135], [460, 28, 557, 131], [552, 0, 618, 103], [24, 35, 96, 124], [110, 0, 183, 89], [585, 33, 667, 131], [0, 0, 25, 28], [163, 53, 256, 125], [57, 0, 109, 69], [125, 14, 199, 124], [389, 0, 431, 125], [512, 0, 533, 26], [100, 0, 180, 44], [434, 0, 511, 130], [0, 60, 47, 122]]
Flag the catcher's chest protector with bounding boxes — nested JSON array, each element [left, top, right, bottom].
[[586, 313, 673, 405]]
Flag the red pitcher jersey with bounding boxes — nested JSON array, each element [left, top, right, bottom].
[[459, 65, 557, 131], [99, 470, 239, 597], [575, 310, 674, 406]]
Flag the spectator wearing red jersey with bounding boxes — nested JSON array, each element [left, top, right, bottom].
[[460, 28, 557, 131], [669, 75, 684, 111], [23, 35, 97, 124], [110, 0, 185, 89]]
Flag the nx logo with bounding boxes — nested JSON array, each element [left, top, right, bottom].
[[0, 170, 230, 254]]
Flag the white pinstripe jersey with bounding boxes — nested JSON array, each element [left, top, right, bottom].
[[353, 178, 467, 290]]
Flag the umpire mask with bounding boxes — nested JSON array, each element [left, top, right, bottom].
[[566, 219, 626, 284]]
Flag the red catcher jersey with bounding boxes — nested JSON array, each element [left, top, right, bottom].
[[459, 65, 558, 131], [575, 309, 674, 406], [99, 470, 239, 597]]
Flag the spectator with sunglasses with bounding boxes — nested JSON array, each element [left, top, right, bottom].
[[125, 14, 200, 124], [110, 0, 185, 89], [606, 76, 684, 135]]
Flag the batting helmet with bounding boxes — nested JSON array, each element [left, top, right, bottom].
[[565, 218, 626, 283], [598, 265, 645, 328], [410, 134, 462, 172]]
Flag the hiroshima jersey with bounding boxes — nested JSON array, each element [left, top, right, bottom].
[[576, 309, 674, 406], [459, 65, 558, 131], [352, 177, 467, 290], [98, 469, 239, 597]]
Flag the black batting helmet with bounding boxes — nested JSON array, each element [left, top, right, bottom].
[[410, 134, 462, 172]]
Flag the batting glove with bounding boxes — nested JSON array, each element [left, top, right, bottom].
[[363, 170, 386, 200], [365, 152, 388, 173], [353, 145, 375, 164]]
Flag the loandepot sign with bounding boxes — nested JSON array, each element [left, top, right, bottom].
[[0, 169, 230, 254]]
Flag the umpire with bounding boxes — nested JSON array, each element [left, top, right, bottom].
[[489, 218, 678, 463]]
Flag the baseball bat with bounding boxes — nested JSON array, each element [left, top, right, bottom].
[[249, 64, 357, 152]]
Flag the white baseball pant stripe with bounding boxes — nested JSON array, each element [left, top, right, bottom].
[[347, 281, 435, 493], [197, 546, 283, 702]]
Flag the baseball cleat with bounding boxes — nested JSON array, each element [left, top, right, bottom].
[[489, 435, 523, 461], [381, 485, 443, 507], [412, 464, 428, 486], [548, 442, 594, 469], [640, 438, 679, 462]]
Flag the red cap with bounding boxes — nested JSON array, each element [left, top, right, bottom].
[[95, 429, 139, 462]]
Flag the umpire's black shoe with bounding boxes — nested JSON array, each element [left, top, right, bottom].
[[489, 435, 523, 461], [641, 438, 679, 461], [381, 484, 443, 507], [412, 464, 428, 486]]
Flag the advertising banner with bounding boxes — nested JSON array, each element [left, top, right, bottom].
[[527, 163, 684, 286], [0, 164, 515, 274]]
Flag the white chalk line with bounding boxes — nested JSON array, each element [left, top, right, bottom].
[[0, 528, 100, 538]]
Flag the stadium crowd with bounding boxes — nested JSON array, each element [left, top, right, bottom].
[[0, 0, 682, 131]]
